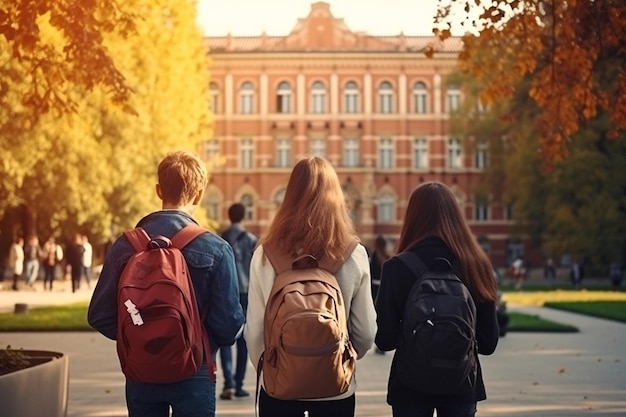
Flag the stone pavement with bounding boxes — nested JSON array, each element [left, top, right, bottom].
[[1, 282, 626, 416]]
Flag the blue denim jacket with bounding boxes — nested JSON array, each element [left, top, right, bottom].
[[88, 210, 245, 353]]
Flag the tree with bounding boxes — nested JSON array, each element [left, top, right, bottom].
[[433, 0, 626, 163], [0, 0, 135, 115], [0, 0, 211, 246]]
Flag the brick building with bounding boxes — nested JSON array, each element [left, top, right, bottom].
[[204, 2, 525, 268]]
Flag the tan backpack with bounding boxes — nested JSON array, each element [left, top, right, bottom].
[[260, 241, 358, 400]]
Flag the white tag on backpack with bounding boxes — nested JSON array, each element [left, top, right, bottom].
[[124, 299, 144, 326]]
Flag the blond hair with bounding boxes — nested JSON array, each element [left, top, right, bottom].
[[260, 157, 357, 260], [157, 151, 208, 206]]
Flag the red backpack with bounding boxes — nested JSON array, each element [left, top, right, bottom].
[[116, 224, 215, 383]]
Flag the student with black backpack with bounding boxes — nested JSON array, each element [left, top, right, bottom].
[[375, 181, 500, 417]]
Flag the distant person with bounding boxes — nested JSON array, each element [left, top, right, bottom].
[[218, 203, 258, 400], [65, 233, 85, 293], [369, 235, 390, 302], [511, 256, 525, 290], [570, 260, 583, 289], [610, 262, 623, 289], [375, 181, 499, 417], [82, 234, 93, 289], [23, 235, 42, 289], [9, 236, 24, 291], [544, 257, 556, 288], [42, 236, 63, 291], [88, 150, 244, 417]]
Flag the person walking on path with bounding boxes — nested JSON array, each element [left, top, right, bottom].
[[8, 236, 24, 291], [218, 203, 258, 400], [81, 234, 93, 289], [375, 181, 500, 417], [88, 150, 245, 417], [369, 235, 390, 302], [65, 233, 85, 293], [245, 157, 376, 417], [23, 235, 42, 288], [41, 236, 63, 291]]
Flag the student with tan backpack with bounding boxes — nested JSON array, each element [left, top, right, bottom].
[[245, 157, 377, 417]]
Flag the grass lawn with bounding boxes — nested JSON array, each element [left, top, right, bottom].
[[0, 303, 90, 332], [507, 311, 578, 332], [544, 301, 626, 323]]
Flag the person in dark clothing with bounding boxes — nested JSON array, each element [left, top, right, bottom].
[[375, 181, 500, 417], [65, 233, 85, 293], [369, 235, 390, 302]]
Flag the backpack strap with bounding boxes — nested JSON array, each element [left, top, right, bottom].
[[396, 251, 429, 282], [171, 224, 209, 249], [263, 239, 359, 275], [123, 228, 151, 253]]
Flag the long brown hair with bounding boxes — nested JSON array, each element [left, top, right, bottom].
[[260, 157, 357, 260], [397, 182, 497, 302]]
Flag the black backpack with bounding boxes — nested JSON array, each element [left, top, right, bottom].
[[395, 251, 478, 395]]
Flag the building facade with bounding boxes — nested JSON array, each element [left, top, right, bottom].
[[204, 2, 523, 267]]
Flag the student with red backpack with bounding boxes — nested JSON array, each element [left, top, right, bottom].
[[88, 151, 245, 417], [245, 157, 377, 417]]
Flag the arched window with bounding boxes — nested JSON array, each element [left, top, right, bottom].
[[276, 81, 291, 113], [311, 81, 326, 113], [378, 81, 393, 113], [239, 82, 254, 114], [377, 193, 395, 223], [241, 194, 254, 220], [413, 82, 427, 114], [344, 81, 359, 113], [274, 188, 286, 206]]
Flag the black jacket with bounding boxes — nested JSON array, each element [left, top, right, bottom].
[[375, 237, 499, 406]]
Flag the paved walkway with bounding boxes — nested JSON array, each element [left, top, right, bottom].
[[1, 282, 626, 416]]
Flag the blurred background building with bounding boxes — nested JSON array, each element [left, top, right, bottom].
[[204, 2, 524, 267]]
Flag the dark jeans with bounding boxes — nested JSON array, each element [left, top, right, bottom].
[[125, 364, 216, 417], [259, 388, 355, 417], [392, 402, 477, 417], [43, 265, 56, 290], [219, 294, 248, 390]]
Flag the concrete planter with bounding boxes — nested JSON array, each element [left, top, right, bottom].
[[0, 350, 69, 417]]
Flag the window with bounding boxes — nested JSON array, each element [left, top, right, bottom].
[[276, 81, 291, 113], [379, 81, 393, 113], [311, 81, 326, 113], [239, 82, 254, 114], [209, 82, 219, 113], [240, 138, 254, 169], [377, 193, 395, 223], [475, 197, 489, 221], [447, 85, 461, 112], [475, 143, 488, 169], [203, 138, 220, 162], [344, 81, 359, 113], [413, 138, 428, 169], [343, 138, 360, 167], [379, 138, 394, 169], [274, 188, 286, 206], [204, 192, 220, 221], [447, 138, 462, 169], [413, 82, 427, 114], [310, 138, 326, 158], [241, 194, 254, 221], [276, 138, 291, 168]]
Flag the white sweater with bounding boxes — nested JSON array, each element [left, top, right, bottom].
[[244, 243, 377, 399]]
